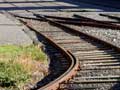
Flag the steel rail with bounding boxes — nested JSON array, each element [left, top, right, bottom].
[[3, 0, 120, 88], [11, 13, 119, 23], [11, 12, 120, 90], [34, 13, 120, 52], [99, 13, 120, 21], [73, 14, 120, 28], [10, 13, 83, 21], [11, 13, 120, 30], [16, 19, 79, 90], [33, 14, 120, 89], [52, 20, 120, 30], [41, 14, 120, 23], [34, 13, 120, 30], [39, 14, 120, 25]]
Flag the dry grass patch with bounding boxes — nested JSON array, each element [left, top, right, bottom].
[[0, 45, 48, 90]]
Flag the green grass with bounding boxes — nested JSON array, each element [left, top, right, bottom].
[[0, 45, 47, 62], [23, 45, 47, 62], [0, 45, 47, 89], [0, 60, 29, 87]]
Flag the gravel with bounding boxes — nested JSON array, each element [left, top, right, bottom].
[[59, 12, 120, 48], [2, 1, 120, 90], [68, 25, 120, 48], [28, 11, 120, 49], [24, 18, 120, 90]]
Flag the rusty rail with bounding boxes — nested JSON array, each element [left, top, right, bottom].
[[52, 20, 120, 29], [33, 14, 120, 90], [10, 13, 120, 30], [73, 14, 120, 29], [10, 12, 120, 90], [34, 14, 120, 30], [34, 13, 120, 52], [17, 19, 79, 90]]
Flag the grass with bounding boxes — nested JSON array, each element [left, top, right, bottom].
[[0, 45, 47, 89]]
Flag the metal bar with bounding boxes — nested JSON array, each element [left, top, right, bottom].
[[99, 14, 120, 21], [73, 14, 120, 29], [55, 20, 120, 30], [13, 13, 120, 30], [34, 13, 120, 52]]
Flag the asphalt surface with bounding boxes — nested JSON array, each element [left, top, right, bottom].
[[0, 13, 33, 46]]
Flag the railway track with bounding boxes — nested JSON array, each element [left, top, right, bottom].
[[9, 12, 120, 90], [15, 17, 78, 90]]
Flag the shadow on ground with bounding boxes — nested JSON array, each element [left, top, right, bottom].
[[0, 0, 120, 12]]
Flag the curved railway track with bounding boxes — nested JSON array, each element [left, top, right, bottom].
[[9, 12, 120, 90], [18, 19, 78, 90]]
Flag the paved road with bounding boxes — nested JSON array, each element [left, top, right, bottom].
[[0, 13, 33, 46]]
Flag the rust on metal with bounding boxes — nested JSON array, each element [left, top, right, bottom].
[[11, 13, 120, 30], [16, 19, 79, 90], [34, 14, 120, 51], [10, 12, 120, 90]]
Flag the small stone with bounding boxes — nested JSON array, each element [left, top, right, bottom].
[[113, 38, 116, 42]]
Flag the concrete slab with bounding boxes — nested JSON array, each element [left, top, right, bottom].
[[0, 14, 20, 25], [0, 13, 33, 46]]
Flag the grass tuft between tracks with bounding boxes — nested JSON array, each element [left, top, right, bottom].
[[0, 45, 47, 89]]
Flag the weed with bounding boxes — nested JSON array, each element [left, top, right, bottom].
[[0, 45, 47, 89]]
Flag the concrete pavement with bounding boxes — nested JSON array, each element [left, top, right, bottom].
[[0, 13, 33, 46]]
